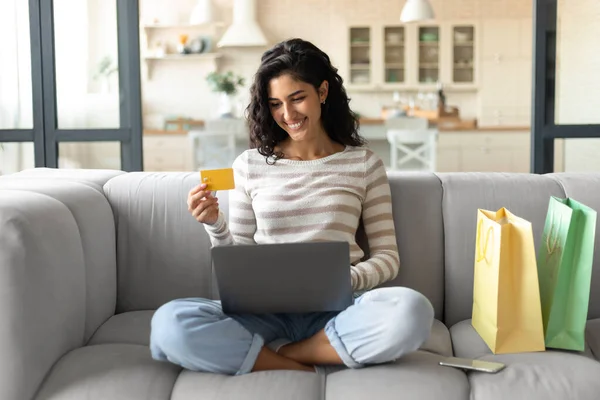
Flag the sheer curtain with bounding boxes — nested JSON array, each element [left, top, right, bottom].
[[0, 0, 121, 173], [0, 0, 34, 174]]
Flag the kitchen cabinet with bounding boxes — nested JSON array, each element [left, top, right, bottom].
[[437, 131, 530, 173], [382, 26, 407, 85], [436, 147, 461, 172], [449, 24, 477, 86], [417, 25, 441, 85], [477, 18, 532, 127], [361, 125, 564, 173], [437, 131, 564, 173], [348, 27, 375, 87], [143, 133, 194, 171], [344, 21, 478, 91]]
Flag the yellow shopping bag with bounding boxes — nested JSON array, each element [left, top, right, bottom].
[[471, 208, 546, 354]]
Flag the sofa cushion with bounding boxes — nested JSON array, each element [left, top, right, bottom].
[[34, 344, 181, 400], [585, 318, 600, 359], [171, 370, 323, 400], [420, 319, 453, 357], [384, 172, 445, 320], [103, 172, 227, 312], [450, 319, 596, 360], [5, 167, 124, 192], [450, 320, 600, 399], [0, 179, 117, 343], [88, 310, 453, 359], [467, 352, 600, 400], [325, 351, 470, 400], [548, 173, 600, 319], [0, 190, 87, 400], [437, 173, 566, 326], [88, 311, 155, 347]]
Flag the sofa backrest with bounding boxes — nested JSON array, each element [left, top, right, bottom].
[[102, 171, 446, 319], [438, 173, 564, 326], [103, 172, 224, 313], [439, 172, 600, 326], [102, 170, 600, 326], [383, 172, 445, 320], [0, 171, 121, 342]]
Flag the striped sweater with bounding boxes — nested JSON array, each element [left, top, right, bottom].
[[204, 145, 400, 291]]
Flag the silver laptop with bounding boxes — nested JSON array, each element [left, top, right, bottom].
[[211, 241, 353, 314]]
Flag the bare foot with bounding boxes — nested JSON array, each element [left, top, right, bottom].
[[251, 347, 314, 373], [278, 329, 344, 365]]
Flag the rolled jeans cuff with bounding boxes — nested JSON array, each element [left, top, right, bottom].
[[236, 334, 264, 375], [324, 318, 363, 369]]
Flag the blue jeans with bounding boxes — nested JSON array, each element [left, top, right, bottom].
[[149, 287, 434, 375]]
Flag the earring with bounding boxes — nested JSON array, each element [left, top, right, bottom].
[[322, 99, 326, 105]]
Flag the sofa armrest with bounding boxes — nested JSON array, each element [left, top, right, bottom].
[[0, 190, 86, 400]]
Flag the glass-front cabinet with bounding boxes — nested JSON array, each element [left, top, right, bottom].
[[383, 26, 405, 84], [346, 22, 477, 90], [452, 25, 475, 84], [418, 26, 440, 84], [349, 27, 372, 85]]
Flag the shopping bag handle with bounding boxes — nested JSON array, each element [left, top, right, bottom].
[[546, 215, 562, 265], [476, 218, 494, 265]]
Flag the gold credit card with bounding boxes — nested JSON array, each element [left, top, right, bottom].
[[200, 168, 235, 191]]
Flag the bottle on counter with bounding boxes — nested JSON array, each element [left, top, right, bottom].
[[437, 81, 446, 113]]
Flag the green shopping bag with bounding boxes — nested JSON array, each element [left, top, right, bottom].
[[537, 196, 597, 351]]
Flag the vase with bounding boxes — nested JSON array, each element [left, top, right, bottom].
[[218, 92, 234, 118]]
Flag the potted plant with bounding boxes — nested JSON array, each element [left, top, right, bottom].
[[94, 56, 118, 93], [206, 71, 245, 117]]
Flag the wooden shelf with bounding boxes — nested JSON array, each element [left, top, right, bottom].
[[142, 53, 222, 80], [144, 53, 222, 61], [142, 22, 225, 29]]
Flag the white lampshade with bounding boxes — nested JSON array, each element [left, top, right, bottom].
[[400, 0, 435, 23], [190, 0, 215, 25]]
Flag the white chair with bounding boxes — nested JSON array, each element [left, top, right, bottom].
[[188, 119, 246, 170], [386, 128, 438, 172], [385, 116, 429, 131]]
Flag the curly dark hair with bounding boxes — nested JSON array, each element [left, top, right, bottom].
[[246, 38, 365, 160]]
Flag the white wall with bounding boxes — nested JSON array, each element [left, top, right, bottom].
[[555, 0, 600, 171]]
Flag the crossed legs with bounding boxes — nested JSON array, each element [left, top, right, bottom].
[[150, 287, 434, 375], [252, 328, 342, 372]]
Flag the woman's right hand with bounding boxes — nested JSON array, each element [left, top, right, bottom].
[[187, 184, 219, 225]]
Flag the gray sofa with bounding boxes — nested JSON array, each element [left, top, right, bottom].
[[1, 168, 600, 400]]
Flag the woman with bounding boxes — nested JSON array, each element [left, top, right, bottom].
[[150, 38, 434, 375]]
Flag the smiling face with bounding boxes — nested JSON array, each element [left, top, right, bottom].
[[267, 73, 328, 143]]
